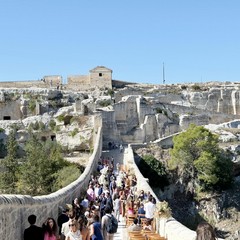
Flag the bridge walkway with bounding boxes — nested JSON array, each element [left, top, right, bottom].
[[102, 146, 128, 240]]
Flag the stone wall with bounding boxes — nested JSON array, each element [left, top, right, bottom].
[[126, 144, 216, 240], [67, 75, 90, 91], [163, 102, 240, 124], [0, 80, 47, 88], [127, 143, 224, 240], [101, 110, 120, 145], [66, 66, 112, 91], [115, 96, 139, 134], [89, 66, 112, 90], [0, 66, 112, 91], [0, 126, 102, 240], [112, 79, 136, 89], [179, 114, 209, 130], [0, 101, 22, 120], [42, 75, 62, 88]]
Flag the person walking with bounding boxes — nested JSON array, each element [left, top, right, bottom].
[[113, 195, 121, 222], [101, 207, 114, 240]]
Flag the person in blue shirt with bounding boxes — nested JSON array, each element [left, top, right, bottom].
[[137, 203, 146, 224], [89, 214, 103, 240]]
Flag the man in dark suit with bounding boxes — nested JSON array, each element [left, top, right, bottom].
[[24, 214, 44, 240]]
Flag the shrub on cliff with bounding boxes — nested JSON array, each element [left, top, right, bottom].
[[49, 119, 56, 130], [169, 124, 233, 193], [138, 154, 168, 189]]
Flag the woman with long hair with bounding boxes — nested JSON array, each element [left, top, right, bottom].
[[42, 217, 58, 240], [196, 222, 217, 240]]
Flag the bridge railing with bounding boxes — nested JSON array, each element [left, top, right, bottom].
[[0, 126, 102, 240], [125, 143, 197, 240]]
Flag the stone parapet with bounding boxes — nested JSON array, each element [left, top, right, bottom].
[[126, 144, 197, 240], [0, 80, 47, 88], [126, 144, 224, 240], [0, 126, 102, 240]]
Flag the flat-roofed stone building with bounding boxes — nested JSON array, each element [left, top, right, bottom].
[[67, 66, 112, 91]]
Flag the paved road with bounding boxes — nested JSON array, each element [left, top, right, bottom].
[[101, 147, 125, 168]]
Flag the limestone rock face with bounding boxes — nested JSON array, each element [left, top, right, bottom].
[[0, 91, 5, 102], [54, 106, 74, 118], [21, 114, 52, 128], [204, 88, 221, 112], [189, 92, 207, 109], [156, 113, 180, 137], [144, 115, 158, 142], [114, 95, 139, 134], [95, 96, 112, 108], [80, 99, 96, 114], [56, 129, 92, 151], [46, 89, 63, 100], [179, 114, 209, 130], [56, 116, 94, 151], [0, 120, 23, 135]]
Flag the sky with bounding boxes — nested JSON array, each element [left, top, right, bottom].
[[0, 0, 239, 85]]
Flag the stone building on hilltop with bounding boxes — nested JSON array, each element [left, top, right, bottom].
[[0, 66, 113, 91], [67, 66, 112, 90]]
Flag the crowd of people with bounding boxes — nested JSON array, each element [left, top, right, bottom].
[[24, 154, 218, 240]]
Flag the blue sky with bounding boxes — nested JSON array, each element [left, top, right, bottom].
[[0, 1, 239, 84]]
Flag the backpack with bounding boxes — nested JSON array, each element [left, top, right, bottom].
[[106, 214, 118, 234]]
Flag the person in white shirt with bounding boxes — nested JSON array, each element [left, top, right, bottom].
[[65, 219, 82, 240], [61, 211, 75, 240], [144, 195, 156, 223], [113, 195, 121, 222], [101, 207, 114, 240], [94, 183, 100, 199]]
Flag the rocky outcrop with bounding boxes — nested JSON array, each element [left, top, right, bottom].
[[180, 114, 209, 130], [56, 119, 94, 151]]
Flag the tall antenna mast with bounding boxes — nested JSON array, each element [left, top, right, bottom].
[[163, 62, 165, 84]]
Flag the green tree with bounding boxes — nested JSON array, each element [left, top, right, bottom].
[[52, 164, 81, 191], [18, 136, 67, 195], [0, 130, 19, 193], [0, 139, 6, 158], [49, 119, 56, 130], [169, 124, 233, 192], [138, 154, 168, 189]]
